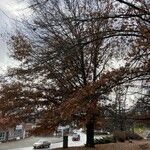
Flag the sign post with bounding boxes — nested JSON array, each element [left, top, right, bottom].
[[63, 127, 69, 148]]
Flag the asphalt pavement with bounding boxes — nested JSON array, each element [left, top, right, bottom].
[[0, 130, 87, 150], [0, 136, 63, 150]]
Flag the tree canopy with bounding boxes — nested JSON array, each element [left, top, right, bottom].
[[0, 0, 149, 147]]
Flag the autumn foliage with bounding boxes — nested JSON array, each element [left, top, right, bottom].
[[0, 0, 149, 147]]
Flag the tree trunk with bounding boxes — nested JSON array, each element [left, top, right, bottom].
[[86, 119, 95, 147], [63, 136, 68, 148]]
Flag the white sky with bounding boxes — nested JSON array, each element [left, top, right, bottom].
[[0, 1, 145, 108], [0, 0, 28, 17], [0, 0, 29, 74]]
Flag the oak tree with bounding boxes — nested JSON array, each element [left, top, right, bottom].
[[0, 0, 149, 147]]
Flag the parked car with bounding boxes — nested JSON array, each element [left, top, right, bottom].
[[72, 133, 80, 141], [33, 140, 51, 149]]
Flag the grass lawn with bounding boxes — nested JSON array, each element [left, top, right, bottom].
[[53, 140, 150, 150]]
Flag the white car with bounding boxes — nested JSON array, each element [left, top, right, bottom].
[[33, 140, 51, 149]]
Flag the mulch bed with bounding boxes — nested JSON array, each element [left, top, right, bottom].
[[53, 140, 150, 150]]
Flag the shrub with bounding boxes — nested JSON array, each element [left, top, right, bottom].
[[113, 131, 126, 142], [94, 136, 114, 144], [126, 131, 143, 140], [113, 131, 143, 142]]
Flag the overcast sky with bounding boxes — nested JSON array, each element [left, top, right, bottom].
[[0, 0, 29, 74]]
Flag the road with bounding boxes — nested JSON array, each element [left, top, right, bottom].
[[0, 130, 87, 150], [0, 136, 63, 150]]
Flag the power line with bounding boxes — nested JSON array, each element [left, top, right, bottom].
[[0, 8, 23, 23]]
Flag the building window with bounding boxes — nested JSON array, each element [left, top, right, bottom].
[[0, 132, 5, 141], [15, 129, 23, 138]]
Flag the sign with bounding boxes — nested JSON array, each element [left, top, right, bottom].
[[16, 125, 23, 130], [63, 128, 69, 136]]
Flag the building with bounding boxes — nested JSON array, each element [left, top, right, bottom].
[[0, 118, 25, 142]]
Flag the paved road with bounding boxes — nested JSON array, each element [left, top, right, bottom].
[[8, 147, 50, 150], [0, 130, 87, 150], [7, 142, 63, 150], [0, 136, 63, 150], [6, 131, 86, 150]]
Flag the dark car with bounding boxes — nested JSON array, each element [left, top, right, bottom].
[[33, 140, 51, 149], [72, 133, 80, 141]]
